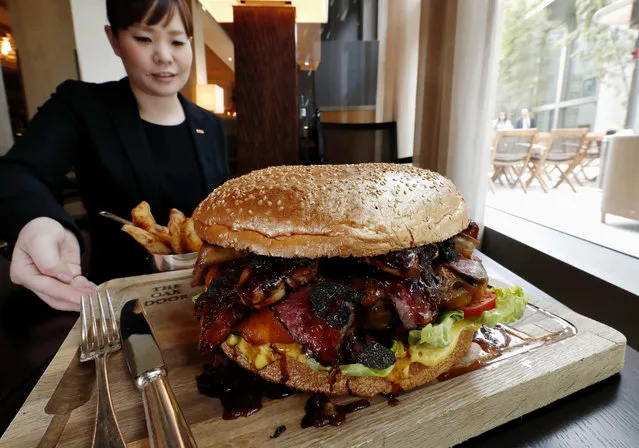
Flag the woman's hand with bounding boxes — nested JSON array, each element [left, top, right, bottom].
[[10, 217, 96, 311]]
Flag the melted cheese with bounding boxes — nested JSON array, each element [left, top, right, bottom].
[[408, 320, 480, 367], [226, 319, 479, 379], [226, 335, 307, 370]]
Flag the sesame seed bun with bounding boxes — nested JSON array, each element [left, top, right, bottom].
[[220, 327, 475, 397], [192, 164, 469, 258]]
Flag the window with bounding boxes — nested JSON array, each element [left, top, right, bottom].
[[535, 109, 554, 131], [537, 26, 565, 105], [559, 102, 596, 129], [563, 37, 598, 101], [487, 0, 638, 290]]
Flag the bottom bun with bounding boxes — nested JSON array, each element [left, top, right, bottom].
[[220, 328, 475, 397]]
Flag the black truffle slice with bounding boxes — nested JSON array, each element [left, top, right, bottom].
[[310, 282, 361, 330], [357, 342, 396, 370]]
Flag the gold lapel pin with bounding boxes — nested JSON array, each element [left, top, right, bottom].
[[196, 129, 205, 134]]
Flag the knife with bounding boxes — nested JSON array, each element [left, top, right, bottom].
[[38, 347, 95, 448], [120, 299, 198, 448]]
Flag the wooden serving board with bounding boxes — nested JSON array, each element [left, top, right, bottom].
[[0, 266, 626, 448]]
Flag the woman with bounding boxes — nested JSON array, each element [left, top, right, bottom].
[[0, 0, 229, 311], [493, 112, 513, 131]]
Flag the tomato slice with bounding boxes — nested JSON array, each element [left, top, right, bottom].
[[458, 289, 497, 318]]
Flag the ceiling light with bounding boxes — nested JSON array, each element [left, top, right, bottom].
[[200, 0, 329, 23], [0, 34, 17, 63]]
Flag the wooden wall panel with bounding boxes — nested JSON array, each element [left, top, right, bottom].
[[7, 0, 78, 117], [321, 109, 376, 124], [0, 65, 13, 154], [233, 6, 299, 174]]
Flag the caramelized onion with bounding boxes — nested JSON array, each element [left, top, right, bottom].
[[463, 221, 480, 239], [435, 265, 473, 310], [452, 234, 480, 259], [237, 257, 318, 309], [204, 265, 222, 288], [285, 260, 319, 289], [238, 272, 286, 309], [192, 244, 245, 286], [365, 249, 421, 278]]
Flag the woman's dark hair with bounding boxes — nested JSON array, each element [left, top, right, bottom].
[[107, 0, 193, 37]]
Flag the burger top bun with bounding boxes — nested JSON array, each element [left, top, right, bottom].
[[193, 163, 469, 258]]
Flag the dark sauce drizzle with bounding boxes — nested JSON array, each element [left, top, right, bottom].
[[301, 393, 370, 428], [270, 425, 287, 439], [328, 365, 340, 393], [196, 352, 295, 420], [438, 324, 536, 381], [384, 394, 401, 407], [473, 325, 512, 353], [278, 355, 290, 383]]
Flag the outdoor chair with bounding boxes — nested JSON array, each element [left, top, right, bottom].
[[575, 132, 604, 183], [489, 129, 537, 193], [526, 128, 588, 193]]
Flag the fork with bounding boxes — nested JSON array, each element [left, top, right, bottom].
[[80, 290, 127, 448]]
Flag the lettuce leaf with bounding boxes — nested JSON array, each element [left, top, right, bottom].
[[407, 310, 464, 348], [192, 292, 202, 303], [306, 357, 330, 372], [479, 286, 529, 327], [340, 363, 395, 377]]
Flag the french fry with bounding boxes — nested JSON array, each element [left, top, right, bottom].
[[151, 225, 171, 245], [181, 218, 202, 253], [125, 202, 203, 256], [131, 201, 171, 245], [168, 208, 186, 254], [121, 224, 172, 255], [131, 201, 156, 230]]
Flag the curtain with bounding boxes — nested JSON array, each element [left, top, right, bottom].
[[413, 0, 504, 227]]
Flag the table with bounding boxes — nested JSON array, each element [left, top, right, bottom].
[[0, 253, 637, 446], [461, 255, 639, 447]]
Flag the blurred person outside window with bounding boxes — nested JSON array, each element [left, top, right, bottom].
[[493, 111, 513, 131], [515, 108, 536, 129]]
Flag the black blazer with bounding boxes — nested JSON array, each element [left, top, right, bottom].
[[515, 117, 536, 129], [0, 77, 229, 281]]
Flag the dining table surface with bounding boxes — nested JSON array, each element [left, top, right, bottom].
[[0, 251, 637, 446]]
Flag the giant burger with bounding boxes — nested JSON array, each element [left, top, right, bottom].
[[191, 164, 527, 396]]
